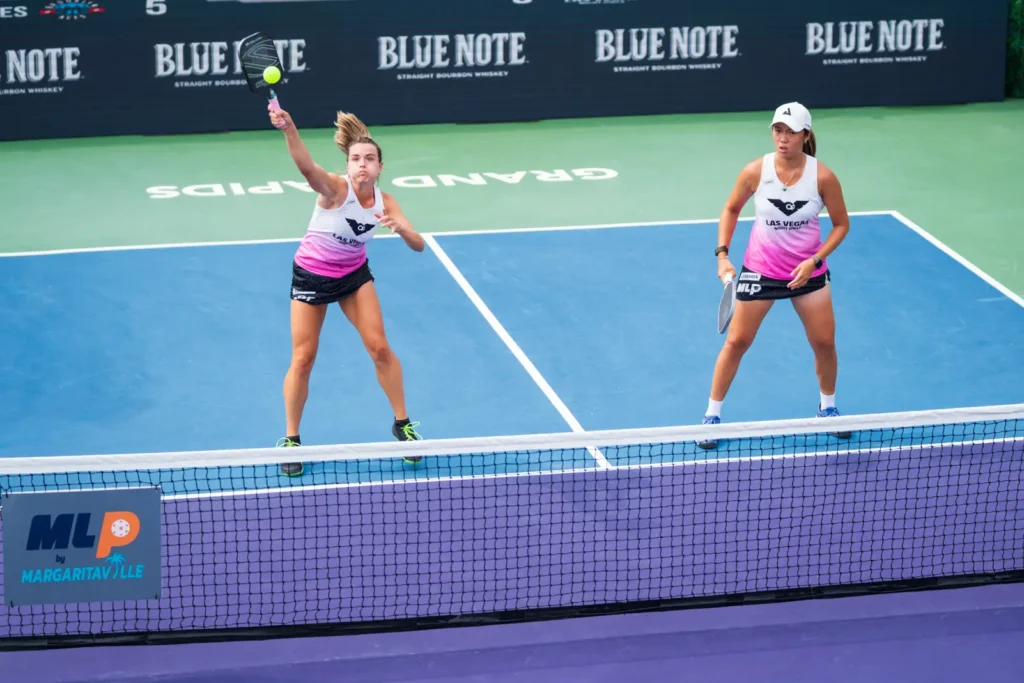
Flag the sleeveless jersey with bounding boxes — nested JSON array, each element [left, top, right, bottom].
[[743, 153, 827, 281], [293, 175, 383, 278]]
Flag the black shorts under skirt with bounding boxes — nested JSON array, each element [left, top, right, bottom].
[[734, 266, 831, 302], [290, 260, 374, 306]]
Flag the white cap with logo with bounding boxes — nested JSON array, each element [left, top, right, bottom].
[[771, 102, 812, 132]]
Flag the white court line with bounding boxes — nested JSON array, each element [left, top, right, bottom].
[[0, 237, 305, 259], [889, 210, 1024, 310], [7, 403, 1022, 473], [0, 211, 893, 259], [423, 210, 892, 237], [424, 234, 613, 470], [160, 434, 1024, 500]]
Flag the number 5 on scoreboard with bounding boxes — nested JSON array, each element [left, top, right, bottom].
[[146, 0, 166, 16]]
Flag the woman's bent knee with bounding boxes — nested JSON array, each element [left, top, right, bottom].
[[365, 336, 391, 365], [723, 335, 754, 356], [290, 347, 318, 376], [809, 337, 836, 357]]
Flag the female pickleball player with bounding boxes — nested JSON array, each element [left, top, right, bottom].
[[698, 102, 852, 449], [268, 105, 426, 475]]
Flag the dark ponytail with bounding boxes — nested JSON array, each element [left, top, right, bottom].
[[803, 130, 816, 157]]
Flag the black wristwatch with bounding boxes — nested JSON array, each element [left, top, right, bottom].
[[715, 246, 729, 257], [812, 256, 823, 268]]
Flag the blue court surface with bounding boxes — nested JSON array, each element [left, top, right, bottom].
[[1, 210, 1022, 465]]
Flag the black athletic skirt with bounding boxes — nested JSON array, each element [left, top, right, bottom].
[[735, 265, 831, 302], [290, 260, 374, 306]]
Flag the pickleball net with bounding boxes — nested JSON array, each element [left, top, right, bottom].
[[2, 404, 1023, 648]]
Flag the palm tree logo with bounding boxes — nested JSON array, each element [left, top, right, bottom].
[[105, 552, 126, 578]]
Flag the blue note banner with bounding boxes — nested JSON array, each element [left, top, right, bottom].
[[0, 0, 1009, 141]]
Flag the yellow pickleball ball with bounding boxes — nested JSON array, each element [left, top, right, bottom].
[[263, 66, 281, 84]]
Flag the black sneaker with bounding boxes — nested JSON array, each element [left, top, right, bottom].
[[393, 420, 422, 464], [276, 437, 304, 477]]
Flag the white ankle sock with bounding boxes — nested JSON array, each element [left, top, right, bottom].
[[706, 399, 723, 418], [820, 392, 835, 409]]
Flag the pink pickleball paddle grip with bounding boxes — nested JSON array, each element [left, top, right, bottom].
[[268, 94, 286, 129]]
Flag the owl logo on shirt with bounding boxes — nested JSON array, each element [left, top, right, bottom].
[[346, 218, 376, 236], [768, 198, 809, 217]]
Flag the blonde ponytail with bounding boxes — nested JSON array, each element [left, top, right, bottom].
[[333, 111, 382, 160]]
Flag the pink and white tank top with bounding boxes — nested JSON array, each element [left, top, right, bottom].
[[743, 153, 827, 281], [293, 176, 383, 278]]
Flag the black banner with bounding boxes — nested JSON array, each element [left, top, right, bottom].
[[0, 0, 1009, 141]]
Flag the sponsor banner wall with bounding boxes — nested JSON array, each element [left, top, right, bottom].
[[0, 0, 1008, 141]]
